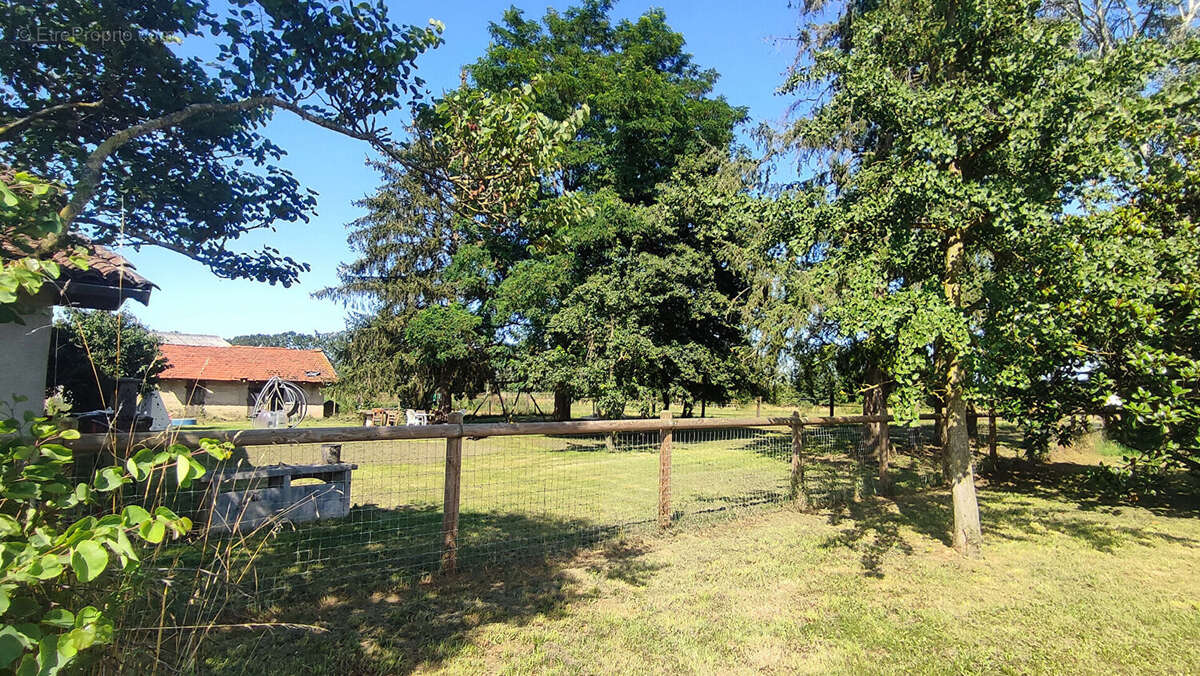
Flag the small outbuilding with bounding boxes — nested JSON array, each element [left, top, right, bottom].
[[156, 342, 338, 419]]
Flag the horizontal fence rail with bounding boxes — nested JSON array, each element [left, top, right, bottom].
[[63, 412, 997, 608], [68, 413, 958, 452]]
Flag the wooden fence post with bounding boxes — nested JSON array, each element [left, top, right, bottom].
[[988, 411, 998, 463], [790, 411, 808, 510], [658, 411, 672, 529], [440, 411, 464, 574]]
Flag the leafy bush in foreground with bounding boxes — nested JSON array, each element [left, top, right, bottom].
[[0, 405, 231, 674]]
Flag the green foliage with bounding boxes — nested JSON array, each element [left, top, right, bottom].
[[0, 0, 443, 284], [47, 309, 166, 412], [774, 0, 1184, 423], [430, 79, 590, 228], [1094, 138, 1200, 472], [319, 75, 584, 409], [789, 341, 856, 408], [763, 0, 1200, 492], [0, 405, 232, 674], [399, 304, 489, 406], [469, 0, 746, 205], [0, 171, 60, 247], [987, 129, 1200, 470], [0, 170, 86, 325], [326, 3, 756, 416], [465, 2, 755, 415], [229, 330, 344, 354], [517, 152, 761, 416]]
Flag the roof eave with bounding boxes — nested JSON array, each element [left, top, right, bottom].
[[57, 281, 153, 311]]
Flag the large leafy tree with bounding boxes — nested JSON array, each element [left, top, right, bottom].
[[467, 1, 753, 418], [0, 168, 78, 323], [777, 0, 1179, 555], [974, 2, 1200, 471], [986, 126, 1200, 473], [508, 153, 760, 419], [1, 0, 443, 284], [47, 308, 165, 411], [1089, 137, 1200, 473], [470, 0, 746, 206], [318, 81, 588, 412]]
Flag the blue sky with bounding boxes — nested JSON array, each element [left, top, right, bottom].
[[118, 0, 802, 338]]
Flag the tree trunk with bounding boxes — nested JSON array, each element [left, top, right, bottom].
[[931, 339, 950, 481], [828, 386, 835, 417], [862, 363, 891, 494], [943, 228, 983, 558], [936, 402, 950, 482], [553, 386, 572, 422]]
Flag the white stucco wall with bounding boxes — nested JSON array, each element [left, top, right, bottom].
[[0, 305, 53, 420]]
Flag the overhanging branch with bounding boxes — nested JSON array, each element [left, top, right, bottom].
[[58, 95, 449, 228], [0, 100, 105, 141]]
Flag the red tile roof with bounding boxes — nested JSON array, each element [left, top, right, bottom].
[[2, 234, 154, 290], [2, 234, 155, 308], [158, 345, 338, 384], [54, 240, 156, 291]]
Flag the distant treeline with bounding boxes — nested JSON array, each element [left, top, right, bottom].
[[229, 331, 346, 356]]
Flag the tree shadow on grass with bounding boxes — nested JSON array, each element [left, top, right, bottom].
[[817, 460, 1200, 577], [137, 504, 664, 674], [979, 495, 1200, 553], [821, 502, 916, 579], [982, 456, 1200, 519], [818, 493, 946, 578], [977, 460, 1200, 553]]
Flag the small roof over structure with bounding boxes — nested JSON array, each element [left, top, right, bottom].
[[159, 344, 338, 384], [2, 235, 156, 310], [154, 332, 232, 347]]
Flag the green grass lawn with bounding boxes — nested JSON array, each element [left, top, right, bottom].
[[128, 422, 1200, 674], [168, 425, 898, 598], [190, 463, 1200, 675]]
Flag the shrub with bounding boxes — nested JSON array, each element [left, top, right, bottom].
[[0, 402, 231, 674]]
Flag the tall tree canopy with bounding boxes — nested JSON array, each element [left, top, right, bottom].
[[1, 0, 442, 284], [976, 1, 1200, 472], [985, 96, 1200, 473], [469, 0, 746, 205], [468, 0, 755, 418], [772, 0, 1191, 555], [325, 1, 756, 417], [318, 79, 589, 411]]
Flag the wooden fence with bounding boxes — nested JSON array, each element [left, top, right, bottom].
[[71, 411, 999, 576]]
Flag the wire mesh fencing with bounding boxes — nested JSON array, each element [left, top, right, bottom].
[[81, 416, 950, 609]]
